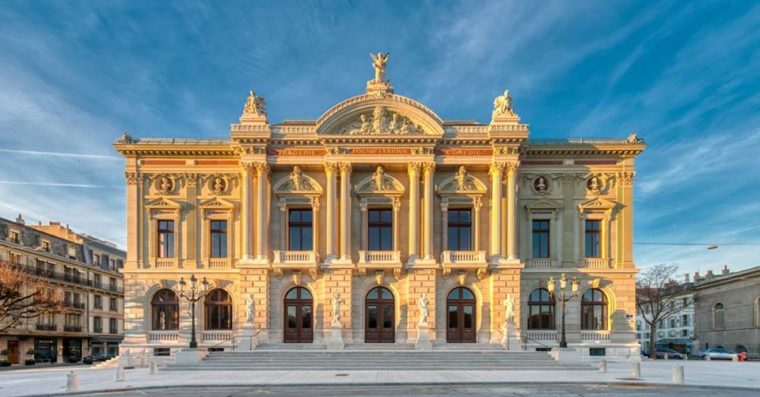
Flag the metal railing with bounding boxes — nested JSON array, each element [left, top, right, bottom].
[[64, 325, 83, 332], [63, 301, 86, 309], [36, 323, 57, 331]]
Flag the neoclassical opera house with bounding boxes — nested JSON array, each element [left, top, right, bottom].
[[115, 55, 645, 358]]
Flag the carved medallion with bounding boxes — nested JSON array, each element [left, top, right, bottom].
[[533, 175, 549, 194]]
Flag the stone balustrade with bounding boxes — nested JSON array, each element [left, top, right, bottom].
[[272, 250, 318, 266], [583, 258, 609, 268], [526, 258, 552, 268], [208, 258, 228, 269], [581, 330, 610, 341], [358, 250, 401, 265], [154, 258, 175, 269], [149, 330, 180, 343], [441, 250, 487, 265]]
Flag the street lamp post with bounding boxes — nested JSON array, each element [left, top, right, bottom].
[[178, 274, 209, 349], [547, 273, 579, 349]]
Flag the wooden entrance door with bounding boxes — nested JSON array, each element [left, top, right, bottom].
[[283, 287, 313, 343], [446, 287, 476, 343], [7, 340, 19, 364], [365, 287, 395, 343]]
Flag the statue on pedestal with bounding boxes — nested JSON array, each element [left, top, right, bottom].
[[370, 52, 390, 83], [245, 294, 254, 324], [504, 293, 515, 326], [331, 291, 342, 328], [418, 293, 429, 327]]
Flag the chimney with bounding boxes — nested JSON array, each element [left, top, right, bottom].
[[684, 273, 690, 283], [694, 271, 701, 282], [706, 270, 714, 279], [722, 265, 730, 275], [15, 214, 25, 225], [50, 221, 60, 226]]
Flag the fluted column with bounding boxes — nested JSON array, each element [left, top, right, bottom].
[[506, 162, 518, 260], [338, 162, 352, 261], [489, 162, 504, 262], [407, 163, 421, 263], [240, 162, 255, 261], [324, 163, 338, 260], [422, 162, 435, 260], [255, 162, 269, 262]]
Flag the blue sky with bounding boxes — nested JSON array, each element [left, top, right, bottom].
[[0, 1, 758, 274]]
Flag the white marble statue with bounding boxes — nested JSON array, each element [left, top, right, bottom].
[[504, 293, 515, 326], [331, 291, 342, 327], [492, 89, 515, 118], [245, 294, 254, 324], [418, 293, 430, 326]]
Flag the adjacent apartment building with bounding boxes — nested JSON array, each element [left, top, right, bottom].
[[636, 277, 695, 354], [114, 55, 645, 359], [0, 215, 125, 364]]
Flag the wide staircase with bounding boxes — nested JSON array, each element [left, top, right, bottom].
[[166, 344, 592, 371]]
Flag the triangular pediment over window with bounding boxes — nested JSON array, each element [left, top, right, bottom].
[[199, 197, 235, 210], [525, 199, 562, 211], [144, 197, 181, 210], [578, 197, 616, 213]]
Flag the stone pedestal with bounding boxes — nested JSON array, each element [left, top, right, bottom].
[[327, 325, 345, 350], [237, 324, 258, 351], [175, 348, 205, 365], [550, 347, 583, 363], [415, 324, 432, 350], [501, 324, 521, 351]]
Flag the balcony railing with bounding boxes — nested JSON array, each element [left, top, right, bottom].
[[93, 327, 103, 334], [441, 250, 487, 266], [155, 258, 175, 269], [17, 265, 124, 293], [526, 258, 552, 269], [201, 330, 234, 343], [149, 330, 180, 343], [63, 301, 86, 310], [272, 251, 318, 266], [580, 330, 610, 341], [358, 250, 401, 265], [208, 257, 228, 269], [583, 258, 608, 268], [109, 328, 118, 334], [64, 325, 83, 332], [36, 323, 57, 331]]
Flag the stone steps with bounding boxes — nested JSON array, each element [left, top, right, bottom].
[[166, 349, 593, 371]]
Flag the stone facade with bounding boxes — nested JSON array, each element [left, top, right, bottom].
[[114, 55, 645, 358], [0, 216, 125, 364], [693, 266, 760, 357]]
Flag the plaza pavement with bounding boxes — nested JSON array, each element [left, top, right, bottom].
[[0, 360, 757, 396]]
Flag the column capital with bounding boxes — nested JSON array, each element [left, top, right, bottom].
[[184, 173, 199, 187], [505, 162, 519, 176], [310, 196, 320, 211], [324, 162, 339, 176], [338, 162, 352, 175], [254, 162, 270, 176], [407, 162, 423, 177], [240, 161, 257, 173], [124, 171, 141, 185], [489, 162, 506, 177], [421, 162, 435, 174], [618, 171, 635, 187]]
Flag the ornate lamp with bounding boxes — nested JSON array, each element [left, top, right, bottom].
[[548, 273, 579, 348], [178, 274, 209, 348]]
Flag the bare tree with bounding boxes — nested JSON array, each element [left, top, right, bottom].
[[636, 263, 692, 359], [0, 260, 63, 333]]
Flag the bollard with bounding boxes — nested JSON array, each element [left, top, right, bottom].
[[149, 361, 159, 375], [664, 353, 669, 360], [672, 365, 684, 384], [598, 359, 607, 373], [705, 355, 711, 361], [630, 362, 641, 379], [683, 354, 688, 361], [732, 355, 739, 362], [115, 366, 125, 382], [66, 371, 79, 393]]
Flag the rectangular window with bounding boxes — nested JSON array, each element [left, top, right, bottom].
[[157, 220, 175, 258], [109, 318, 117, 334], [584, 220, 601, 258], [10, 230, 19, 244], [531, 220, 550, 258], [94, 274, 102, 289], [447, 209, 472, 251], [93, 316, 102, 333], [93, 253, 100, 265], [288, 209, 313, 251], [682, 314, 688, 326], [94, 295, 102, 310], [110, 297, 117, 312], [210, 220, 228, 258], [41, 240, 50, 252], [368, 209, 393, 251], [109, 277, 117, 292]]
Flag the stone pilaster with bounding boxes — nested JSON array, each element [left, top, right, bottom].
[[406, 162, 421, 264], [489, 162, 504, 262], [124, 170, 141, 270], [338, 162, 352, 262], [505, 162, 518, 260], [421, 162, 435, 261], [324, 163, 338, 261], [254, 162, 269, 263], [240, 162, 256, 262]]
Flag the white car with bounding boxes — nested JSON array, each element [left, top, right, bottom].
[[700, 348, 736, 360]]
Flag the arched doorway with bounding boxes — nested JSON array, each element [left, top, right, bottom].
[[283, 287, 313, 343], [365, 287, 394, 343], [447, 287, 476, 343]]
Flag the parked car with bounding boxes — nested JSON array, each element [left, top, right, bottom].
[[654, 348, 684, 359], [82, 354, 111, 365], [700, 348, 736, 360]]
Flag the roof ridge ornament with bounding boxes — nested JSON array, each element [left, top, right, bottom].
[[367, 52, 393, 96]]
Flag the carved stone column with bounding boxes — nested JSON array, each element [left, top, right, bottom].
[[240, 162, 256, 262], [254, 162, 269, 263], [185, 173, 199, 267], [338, 162, 352, 261], [489, 162, 505, 263], [324, 163, 338, 261], [124, 171, 141, 269], [310, 196, 320, 260], [422, 162, 435, 260], [407, 163, 421, 264], [506, 162, 519, 260], [392, 198, 401, 251]]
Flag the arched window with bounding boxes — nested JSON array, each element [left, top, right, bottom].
[[151, 289, 179, 330], [712, 303, 725, 330], [581, 288, 608, 330], [527, 288, 555, 330], [205, 289, 232, 330]]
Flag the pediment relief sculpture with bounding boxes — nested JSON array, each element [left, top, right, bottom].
[[438, 166, 487, 195], [339, 106, 426, 135], [578, 197, 617, 213], [356, 166, 404, 195], [273, 166, 323, 195]]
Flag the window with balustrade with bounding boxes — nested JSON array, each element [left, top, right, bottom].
[[288, 209, 313, 251], [157, 220, 175, 258], [584, 220, 601, 258], [368, 209, 393, 251], [447, 209, 472, 251], [581, 288, 608, 330], [531, 220, 550, 258], [527, 288, 555, 329], [210, 220, 228, 258], [151, 289, 179, 330], [205, 289, 232, 330]]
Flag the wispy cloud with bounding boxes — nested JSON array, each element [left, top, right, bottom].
[[0, 149, 121, 161], [0, 181, 111, 188]]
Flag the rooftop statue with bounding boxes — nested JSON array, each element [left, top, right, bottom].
[[370, 52, 390, 83], [492, 89, 516, 119]]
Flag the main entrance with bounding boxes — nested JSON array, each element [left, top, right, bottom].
[[283, 287, 313, 343], [365, 287, 395, 343], [447, 287, 476, 343]]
